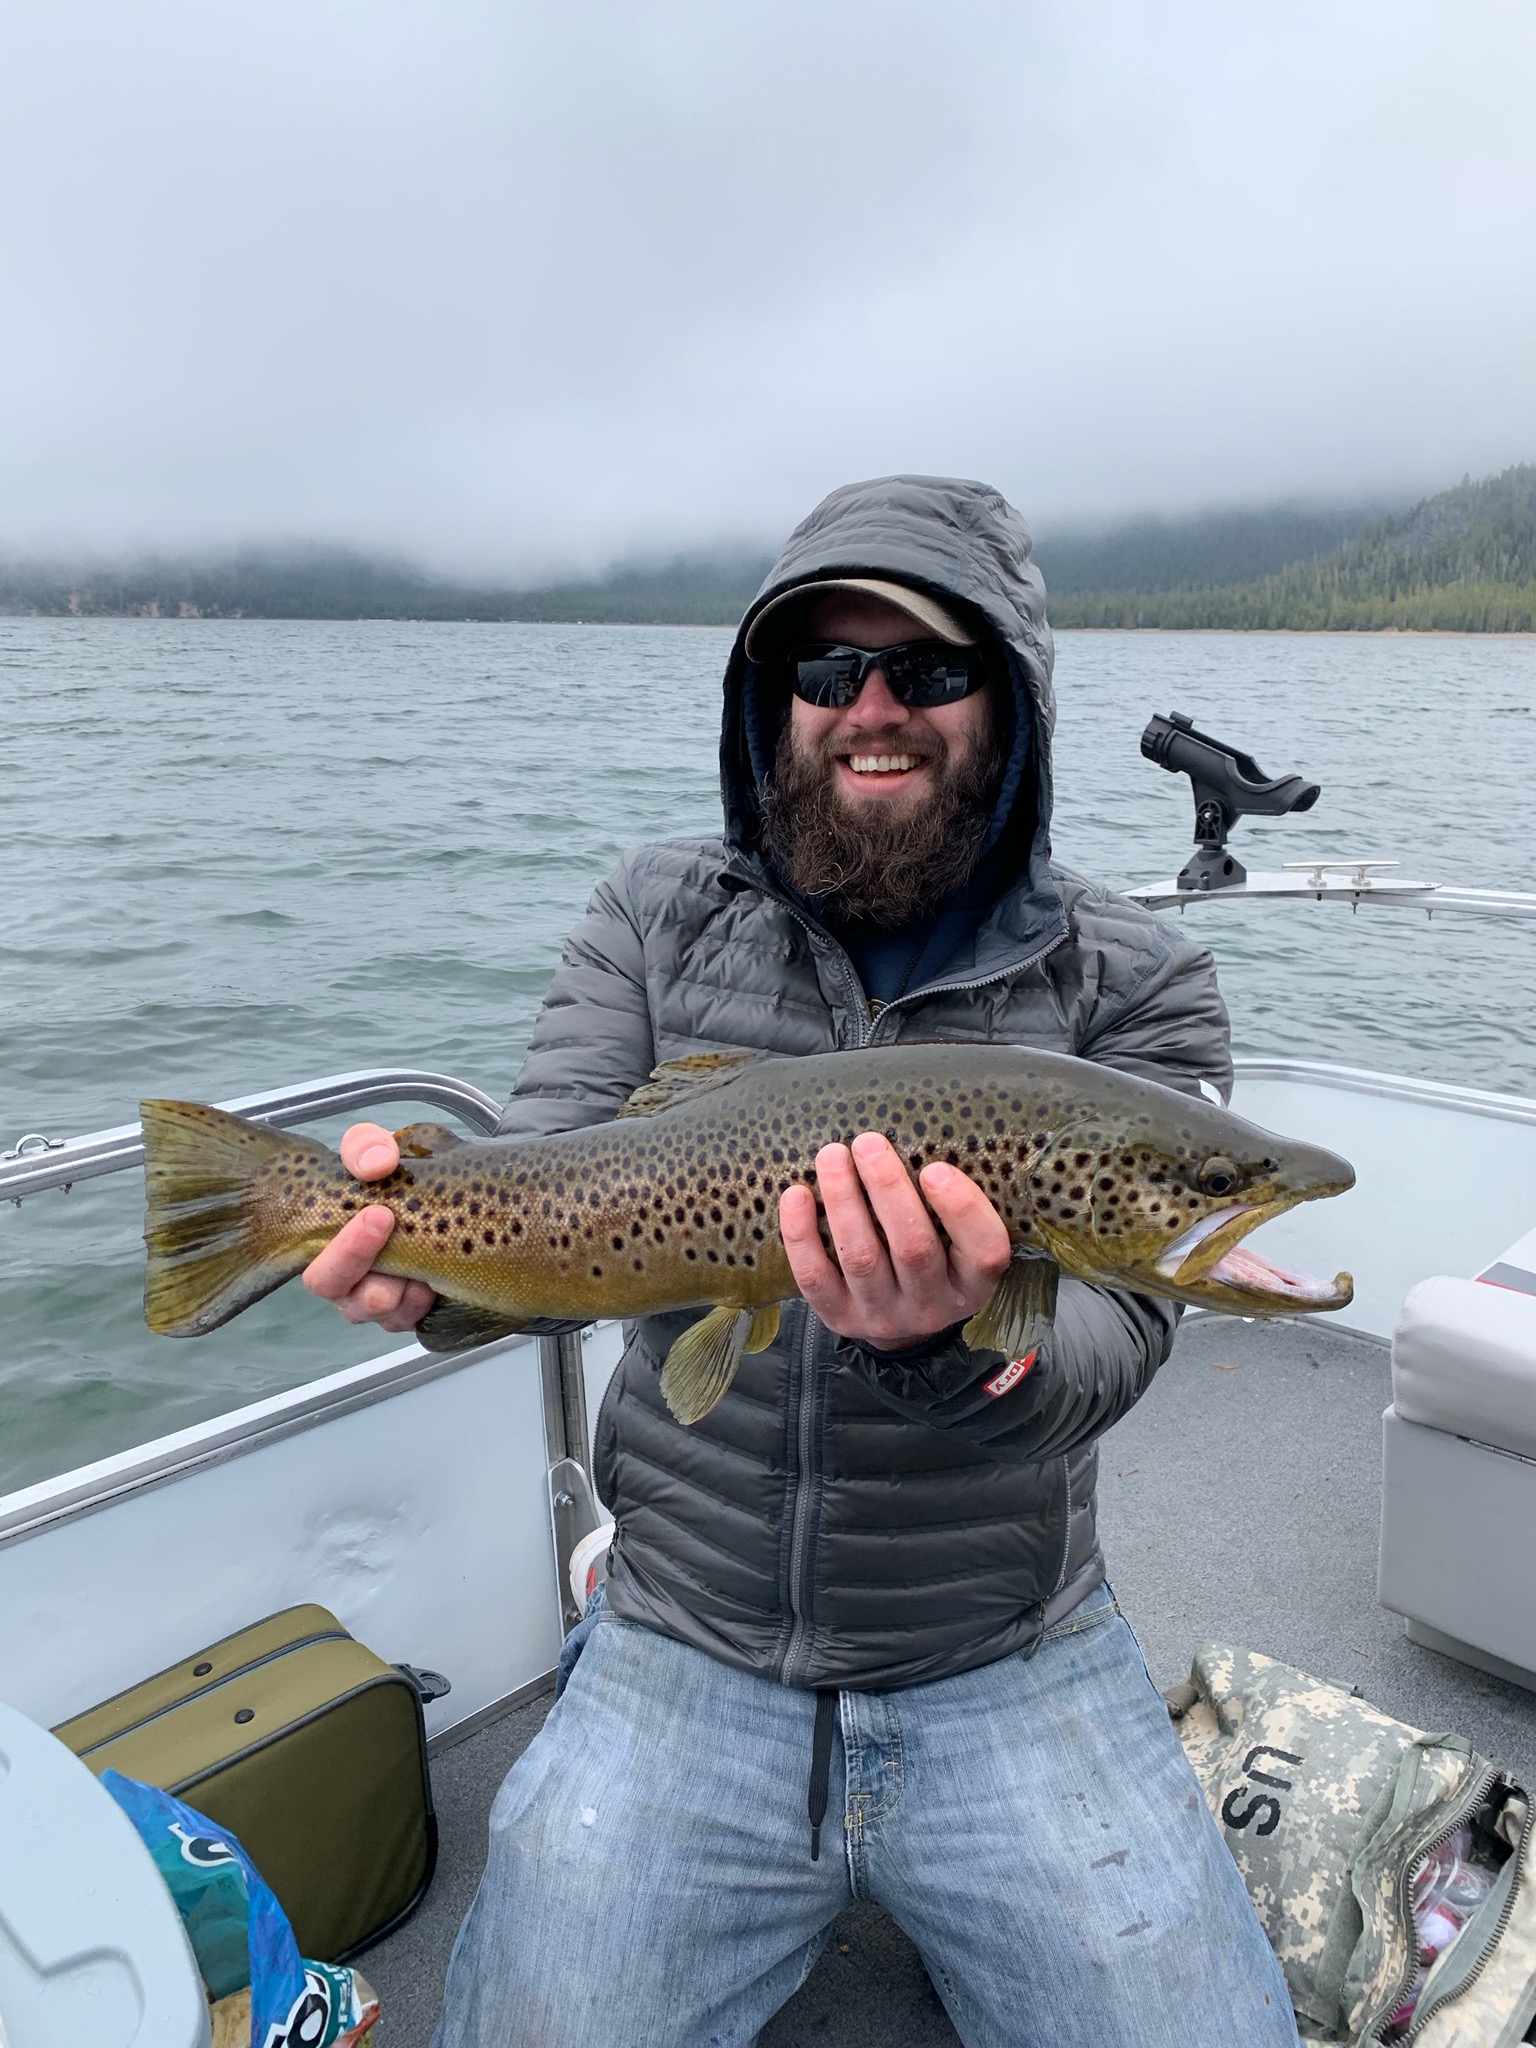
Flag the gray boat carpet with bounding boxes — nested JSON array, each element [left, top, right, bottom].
[[365, 1316, 1535, 2046]]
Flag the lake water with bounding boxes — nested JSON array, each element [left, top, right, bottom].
[[4, 621, 1534, 1492]]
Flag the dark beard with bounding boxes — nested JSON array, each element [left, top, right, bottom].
[[759, 715, 1005, 928]]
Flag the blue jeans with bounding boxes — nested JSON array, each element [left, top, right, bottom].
[[432, 1587, 1298, 2048]]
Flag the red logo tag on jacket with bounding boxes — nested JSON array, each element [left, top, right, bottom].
[[983, 1349, 1038, 1398]]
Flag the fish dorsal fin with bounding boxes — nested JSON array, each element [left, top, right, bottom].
[[963, 1252, 1059, 1363], [392, 1121, 465, 1158], [618, 1051, 765, 1119]]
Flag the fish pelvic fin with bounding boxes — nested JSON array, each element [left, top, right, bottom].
[[660, 1305, 757, 1424], [141, 1100, 325, 1336], [415, 1298, 558, 1352], [618, 1050, 766, 1119], [963, 1253, 1059, 1361], [744, 1302, 781, 1353]]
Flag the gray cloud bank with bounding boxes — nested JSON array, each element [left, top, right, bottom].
[[2, 0, 1532, 576]]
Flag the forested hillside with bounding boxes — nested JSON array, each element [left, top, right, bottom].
[[1032, 501, 1389, 595], [1, 466, 1529, 629], [1048, 466, 1536, 631], [0, 546, 769, 624]]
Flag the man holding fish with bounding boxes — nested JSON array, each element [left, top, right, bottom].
[[291, 478, 1319, 2044]]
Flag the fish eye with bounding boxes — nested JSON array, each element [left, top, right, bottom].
[[1197, 1156, 1240, 1196]]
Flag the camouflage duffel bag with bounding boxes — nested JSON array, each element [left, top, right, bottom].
[[1167, 1645, 1536, 2047]]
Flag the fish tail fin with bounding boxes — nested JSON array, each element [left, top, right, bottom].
[[141, 1100, 319, 1336]]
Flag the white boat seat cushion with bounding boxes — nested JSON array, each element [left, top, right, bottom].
[[1393, 1275, 1536, 1462]]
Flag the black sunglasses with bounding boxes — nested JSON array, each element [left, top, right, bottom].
[[789, 640, 986, 711]]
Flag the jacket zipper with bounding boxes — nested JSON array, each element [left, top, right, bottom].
[[780, 1306, 823, 1687], [725, 858, 1068, 1041], [745, 872, 1070, 1688], [755, 879, 1069, 1052], [1364, 1766, 1526, 2044], [863, 930, 1070, 1043]]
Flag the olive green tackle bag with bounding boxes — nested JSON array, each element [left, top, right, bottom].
[[53, 1602, 445, 1963], [1167, 1645, 1536, 2047]]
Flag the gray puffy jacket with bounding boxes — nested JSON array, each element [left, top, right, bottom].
[[497, 475, 1231, 1691]]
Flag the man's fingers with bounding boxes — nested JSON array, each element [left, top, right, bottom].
[[814, 1142, 893, 1287], [340, 1123, 400, 1181], [779, 1181, 848, 1316], [919, 1163, 1013, 1291], [391, 1277, 438, 1327], [302, 1206, 397, 1302], [358, 1277, 437, 1333], [849, 1134, 946, 1279], [343, 1273, 410, 1324]]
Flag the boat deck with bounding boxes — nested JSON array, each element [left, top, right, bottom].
[[364, 1313, 1536, 2047]]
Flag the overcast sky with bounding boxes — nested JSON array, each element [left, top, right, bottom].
[[3, 0, 1533, 575]]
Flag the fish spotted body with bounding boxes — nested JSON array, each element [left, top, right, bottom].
[[142, 1044, 1354, 1423]]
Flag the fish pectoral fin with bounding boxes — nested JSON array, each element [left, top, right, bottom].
[[416, 1298, 533, 1352], [963, 1254, 1059, 1361], [744, 1302, 782, 1352], [660, 1305, 754, 1424], [618, 1050, 766, 1119], [392, 1121, 466, 1158]]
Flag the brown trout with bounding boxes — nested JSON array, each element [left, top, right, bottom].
[[142, 1045, 1354, 1424]]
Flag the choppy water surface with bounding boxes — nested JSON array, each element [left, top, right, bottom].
[[4, 621, 1534, 1489]]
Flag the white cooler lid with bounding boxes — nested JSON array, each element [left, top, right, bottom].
[[0, 1699, 210, 2048]]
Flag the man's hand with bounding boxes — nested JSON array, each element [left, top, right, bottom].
[[300, 1123, 437, 1332], [779, 1132, 1012, 1351]]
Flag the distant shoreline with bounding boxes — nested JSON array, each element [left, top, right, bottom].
[[0, 613, 1530, 639]]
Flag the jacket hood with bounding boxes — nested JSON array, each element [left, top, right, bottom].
[[719, 474, 1061, 965]]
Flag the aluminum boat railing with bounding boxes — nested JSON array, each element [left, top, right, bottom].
[[0, 1069, 602, 1639], [1128, 864, 1536, 916], [1, 1068, 505, 1203]]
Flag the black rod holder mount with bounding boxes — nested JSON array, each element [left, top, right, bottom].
[[1140, 711, 1321, 891]]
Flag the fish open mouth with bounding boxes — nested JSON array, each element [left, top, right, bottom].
[[1200, 1242, 1352, 1307], [1155, 1205, 1250, 1282], [1155, 1201, 1351, 1310]]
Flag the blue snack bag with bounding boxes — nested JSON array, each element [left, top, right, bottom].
[[101, 1770, 308, 2040]]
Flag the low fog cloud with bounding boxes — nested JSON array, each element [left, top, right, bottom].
[[2, 0, 1533, 572]]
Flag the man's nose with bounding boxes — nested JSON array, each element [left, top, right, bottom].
[[845, 665, 909, 728]]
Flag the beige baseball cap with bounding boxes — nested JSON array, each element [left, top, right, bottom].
[[743, 577, 977, 661]]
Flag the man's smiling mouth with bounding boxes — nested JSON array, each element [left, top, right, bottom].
[[843, 753, 925, 775]]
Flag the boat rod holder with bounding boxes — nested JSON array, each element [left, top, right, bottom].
[[1140, 711, 1321, 891]]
